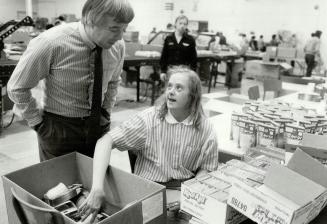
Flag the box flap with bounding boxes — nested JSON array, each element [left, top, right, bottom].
[[287, 148, 327, 188], [301, 133, 327, 150], [264, 164, 325, 206]]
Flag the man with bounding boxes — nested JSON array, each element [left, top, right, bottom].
[[79, 67, 218, 222], [218, 32, 227, 46], [304, 30, 322, 77], [7, 0, 134, 161], [257, 35, 265, 52]]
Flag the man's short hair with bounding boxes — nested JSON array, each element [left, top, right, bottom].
[[82, 0, 134, 25], [57, 16, 65, 21], [315, 30, 322, 38], [175, 15, 188, 25]]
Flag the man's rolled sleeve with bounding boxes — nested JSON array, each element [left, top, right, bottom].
[[110, 113, 147, 151], [7, 36, 52, 126], [102, 41, 124, 113]]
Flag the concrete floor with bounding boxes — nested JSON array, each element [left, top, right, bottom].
[[0, 81, 225, 224]]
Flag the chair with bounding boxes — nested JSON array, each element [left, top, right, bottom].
[[11, 188, 65, 224], [248, 85, 260, 100], [263, 79, 282, 100], [128, 151, 137, 173]]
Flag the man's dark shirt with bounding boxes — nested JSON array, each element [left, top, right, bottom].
[[219, 35, 227, 45], [160, 33, 197, 73]]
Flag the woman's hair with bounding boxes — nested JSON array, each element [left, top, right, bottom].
[[175, 15, 189, 25], [82, 0, 134, 25], [157, 66, 204, 129]]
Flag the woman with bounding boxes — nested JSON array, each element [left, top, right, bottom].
[[79, 67, 218, 222]]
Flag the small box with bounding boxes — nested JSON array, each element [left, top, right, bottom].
[[227, 149, 327, 224], [2, 153, 166, 224], [180, 172, 247, 224], [277, 47, 297, 60], [289, 133, 327, 165]]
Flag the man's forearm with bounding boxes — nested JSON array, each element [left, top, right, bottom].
[[8, 89, 42, 127], [102, 80, 119, 113]]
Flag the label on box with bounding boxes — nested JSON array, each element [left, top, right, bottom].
[[227, 181, 293, 224], [238, 119, 256, 149], [257, 124, 277, 147], [284, 125, 304, 145], [142, 192, 163, 223]]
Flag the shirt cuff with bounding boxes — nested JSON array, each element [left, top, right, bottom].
[[27, 114, 43, 127]]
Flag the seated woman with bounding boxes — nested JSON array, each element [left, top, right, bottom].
[[79, 66, 219, 221]]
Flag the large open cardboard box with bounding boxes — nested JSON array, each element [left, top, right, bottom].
[[227, 149, 327, 224], [2, 152, 166, 224], [180, 172, 246, 224]]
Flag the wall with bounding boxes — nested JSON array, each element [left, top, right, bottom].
[[1, 0, 326, 64], [0, 0, 32, 22], [172, 0, 326, 45], [36, 0, 85, 23]]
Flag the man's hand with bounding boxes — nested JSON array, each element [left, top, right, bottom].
[[78, 188, 105, 223], [160, 73, 167, 82]]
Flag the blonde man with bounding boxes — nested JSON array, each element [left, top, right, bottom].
[[7, 0, 134, 161]]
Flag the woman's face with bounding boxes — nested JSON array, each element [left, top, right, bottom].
[[166, 73, 190, 112], [175, 18, 188, 34]]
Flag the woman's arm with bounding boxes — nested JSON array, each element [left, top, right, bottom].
[[79, 133, 113, 222]]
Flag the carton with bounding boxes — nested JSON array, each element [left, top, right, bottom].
[[277, 47, 297, 60], [180, 172, 246, 224], [286, 133, 327, 165], [244, 60, 281, 79], [2, 153, 166, 224], [216, 94, 249, 105], [227, 149, 327, 224]]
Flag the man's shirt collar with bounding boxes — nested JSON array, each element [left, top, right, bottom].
[[78, 22, 96, 49]]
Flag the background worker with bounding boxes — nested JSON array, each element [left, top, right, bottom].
[[304, 30, 322, 77], [160, 15, 197, 81]]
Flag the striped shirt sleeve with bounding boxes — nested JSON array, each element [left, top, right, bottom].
[[110, 111, 147, 151], [200, 122, 219, 172], [7, 36, 53, 126], [102, 40, 125, 113]]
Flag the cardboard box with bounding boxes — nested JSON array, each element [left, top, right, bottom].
[[277, 47, 297, 60], [244, 60, 281, 80], [285, 133, 327, 165], [180, 173, 247, 224], [244, 60, 262, 77], [2, 153, 166, 224], [227, 149, 327, 224], [216, 94, 249, 105]]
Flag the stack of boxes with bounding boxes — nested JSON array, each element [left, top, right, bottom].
[[181, 148, 327, 224], [180, 153, 282, 224], [230, 100, 327, 153]]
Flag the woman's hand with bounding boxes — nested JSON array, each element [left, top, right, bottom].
[[79, 188, 105, 223]]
